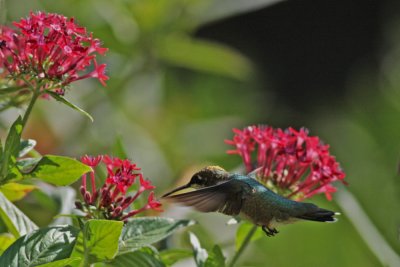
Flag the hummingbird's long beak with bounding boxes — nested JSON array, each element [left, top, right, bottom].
[[162, 184, 192, 198]]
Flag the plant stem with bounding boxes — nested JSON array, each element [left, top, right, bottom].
[[228, 225, 258, 267], [21, 90, 40, 129]]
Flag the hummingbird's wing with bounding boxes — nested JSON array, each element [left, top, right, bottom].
[[165, 179, 250, 216]]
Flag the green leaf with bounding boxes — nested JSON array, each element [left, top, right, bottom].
[[189, 232, 208, 267], [0, 182, 37, 201], [25, 155, 91, 186], [0, 191, 38, 238], [158, 35, 253, 80], [235, 221, 263, 251], [47, 91, 93, 122], [0, 116, 23, 182], [36, 257, 82, 267], [159, 249, 192, 266], [199, 0, 284, 24], [0, 225, 79, 266], [205, 245, 225, 267], [0, 233, 15, 254], [119, 217, 195, 255], [105, 247, 165, 267], [19, 139, 37, 157], [71, 219, 123, 263]]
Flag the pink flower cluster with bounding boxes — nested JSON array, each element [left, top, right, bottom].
[[225, 125, 346, 200], [78, 155, 162, 221], [0, 12, 108, 93]]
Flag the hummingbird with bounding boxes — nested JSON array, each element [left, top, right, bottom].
[[162, 166, 338, 236]]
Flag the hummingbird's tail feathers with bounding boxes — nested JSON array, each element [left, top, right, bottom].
[[296, 208, 337, 223]]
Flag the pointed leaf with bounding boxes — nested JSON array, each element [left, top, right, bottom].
[[47, 91, 93, 122], [189, 232, 208, 267], [199, 0, 284, 24], [158, 35, 252, 80], [159, 249, 192, 266], [0, 116, 22, 182], [0, 233, 15, 254], [0, 191, 38, 238], [105, 247, 165, 267], [0, 225, 79, 266], [119, 217, 195, 255], [205, 245, 225, 267], [19, 139, 37, 157], [0, 182, 37, 201], [25, 155, 91, 186], [71, 219, 123, 263]]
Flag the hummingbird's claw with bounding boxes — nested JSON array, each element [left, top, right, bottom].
[[262, 226, 279, 237]]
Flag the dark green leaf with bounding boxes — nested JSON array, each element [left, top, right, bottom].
[[158, 35, 252, 80], [0, 225, 79, 266], [105, 247, 165, 267], [71, 219, 123, 263], [0, 182, 37, 201], [0, 233, 15, 254], [235, 221, 263, 251], [47, 91, 93, 122], [205, 245, 225, 267], [0, 191, 38, 238], [18, 139, 37, 157], [0, 116, 23, 182], [189, 232, 208, 267], [119, 217, 195, 255], [25, 155, 91, 186], [36, 257, 81, 267], [159, 249, 192, 266]]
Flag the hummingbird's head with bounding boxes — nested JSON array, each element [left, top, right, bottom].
[[188, 166, 230, 189], [162, 166, 230, 198]]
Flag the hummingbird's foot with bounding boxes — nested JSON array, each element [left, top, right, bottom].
[[262, 226, 279, 237]]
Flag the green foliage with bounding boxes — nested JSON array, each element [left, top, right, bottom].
[[0, 191, 38, 238], [0, 116, 23, 183], [205, 245, 225, 267], [119, 217, 195, 255], [104, 247, 165, 267], [25, 155, 92, 186], [46, 91, 94, 122], [0, 182, 36, 202], [159, 249, 193, 266], [0, 233, 15, 254], [0, 225, 79, 266], [71, 220, 123, 264]]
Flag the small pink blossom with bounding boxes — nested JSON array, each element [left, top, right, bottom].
[[0, 12, 108, 93], [77, 155, 161, 221], [225, 125, 346, 200]]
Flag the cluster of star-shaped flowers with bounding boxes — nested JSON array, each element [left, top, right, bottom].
[[77, 155, 162, 221], [225, 125, 346, 201], [0, 11, 108, 94]]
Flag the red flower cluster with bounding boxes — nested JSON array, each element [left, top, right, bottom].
[[77, 155, 162, 221], [225, 125, 346, 200], [0, 12, 108, 93]]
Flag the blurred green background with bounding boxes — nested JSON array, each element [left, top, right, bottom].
[[1, 0, 399, 266]]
